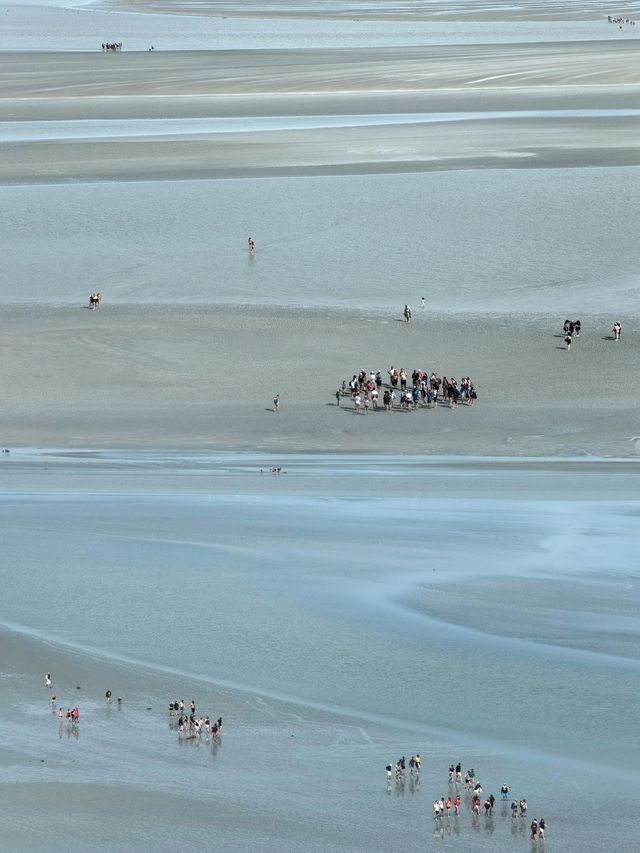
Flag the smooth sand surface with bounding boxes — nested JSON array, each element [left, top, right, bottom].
[[1, 304, 638, 456], [0, 43, 639, 183]]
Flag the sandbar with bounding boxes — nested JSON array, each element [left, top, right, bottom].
[[0, 304, 637, 456]]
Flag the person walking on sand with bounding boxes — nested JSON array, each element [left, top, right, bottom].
[[45, 672, 52, 689], [404, 304, 412, 323], [273, 394, 280, 411], [105, 690, 112, 704], [613, 321, 621, 340], [564, 333, 572, 351], [248, 237, 255, 254]]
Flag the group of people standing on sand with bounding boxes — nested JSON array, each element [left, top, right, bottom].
[[335, 368, 477, 413], [562, 318, 622, 350], [89, 291, 102, 309], [386, 753, 422, 783], [562, 318, 581, 350], [428, 762, 547, 844], [168, 699, 223, 742], [46, 673, 82, 735], [101, 42, 122, 51], [607, 15, 636, 26]]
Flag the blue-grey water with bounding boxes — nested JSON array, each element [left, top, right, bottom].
[[1, 453, 639, 851], [3, 110, 639, 141], [1, 167, 638, 313]]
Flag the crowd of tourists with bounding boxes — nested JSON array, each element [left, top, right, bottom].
[[45, 673, 82, 738], [434, 762, 547, 843], [168, 699, 223, 742], [45, 672, 222, 750], [335, 367, 478, 412], [386, 757, 547, 843]]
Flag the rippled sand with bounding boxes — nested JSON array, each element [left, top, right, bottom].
[[1, 40, 639, 183]]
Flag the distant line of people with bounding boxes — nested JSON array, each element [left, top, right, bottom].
[[101, 42, 122, 51]]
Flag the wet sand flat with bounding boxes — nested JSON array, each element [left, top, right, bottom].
[[3, 43, 640, 98], [1, 457, 640, 853], [0, 42, 639, 183], [0, 304, 638, 456], [2, 2, 640, 851]]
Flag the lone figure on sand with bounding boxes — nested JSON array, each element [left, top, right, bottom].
[[613, 320, 621, 340], [404, 304, 412, 323], [273, 394, 280, 411], [248, 237, 255, 254]]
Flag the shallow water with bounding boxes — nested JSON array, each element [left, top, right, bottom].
[[1, 454, 639, 850], [2, 463, 638, 758], [1, 167, 638, 313], [3, 109, 639, 141]]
